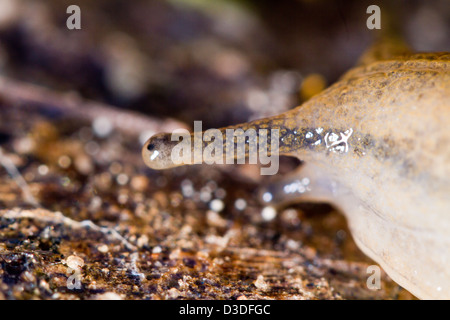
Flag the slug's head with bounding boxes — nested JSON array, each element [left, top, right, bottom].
[[142, 133, 181, 170]]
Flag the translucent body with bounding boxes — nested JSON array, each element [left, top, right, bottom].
[[143, 53, 450, 299]]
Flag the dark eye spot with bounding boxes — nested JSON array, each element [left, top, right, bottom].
[[147, 143, 155, 151]]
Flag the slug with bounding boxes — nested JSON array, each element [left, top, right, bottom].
[[142, 48, 450, 299]]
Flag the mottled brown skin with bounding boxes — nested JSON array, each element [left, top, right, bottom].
[[143, 52, 450, 299]]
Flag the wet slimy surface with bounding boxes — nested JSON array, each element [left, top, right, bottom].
[[142, 52, 450, 299]]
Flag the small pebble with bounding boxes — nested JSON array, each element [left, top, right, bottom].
[[262, 192, 272, 203], [137, 235, 149, 248], [58, 155, 71, 169], [116, 173, 129, 185], [98, 244, 109, 253], [206, 210, 227, 228], [38, 164, 49, 175], [152, 246, 162, 254], [131, 175, 149, 191], [66, 255, 84, 270], [254, 275, 269, 291], [261, 206, 277, 221], [93, 116, 113, 138], [168, 288, 181, 299], [92, 292, 122, 300], [234, 198, 246, 211], [209, 199, 224, 212]]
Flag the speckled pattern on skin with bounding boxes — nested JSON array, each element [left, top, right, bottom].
[[143, 52, 450, 299]]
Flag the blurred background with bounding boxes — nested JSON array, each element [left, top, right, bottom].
[[0, 0, 448, 129], [0, 0, 448, 300]]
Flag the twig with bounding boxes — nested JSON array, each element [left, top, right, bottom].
[[0, 147, 40, 207], [0, 76, 188, 142]]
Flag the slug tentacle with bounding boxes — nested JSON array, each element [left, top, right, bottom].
[[142, 111, 320, 171], [142, 106, 359, 172], [141, 50, 450, 299]]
